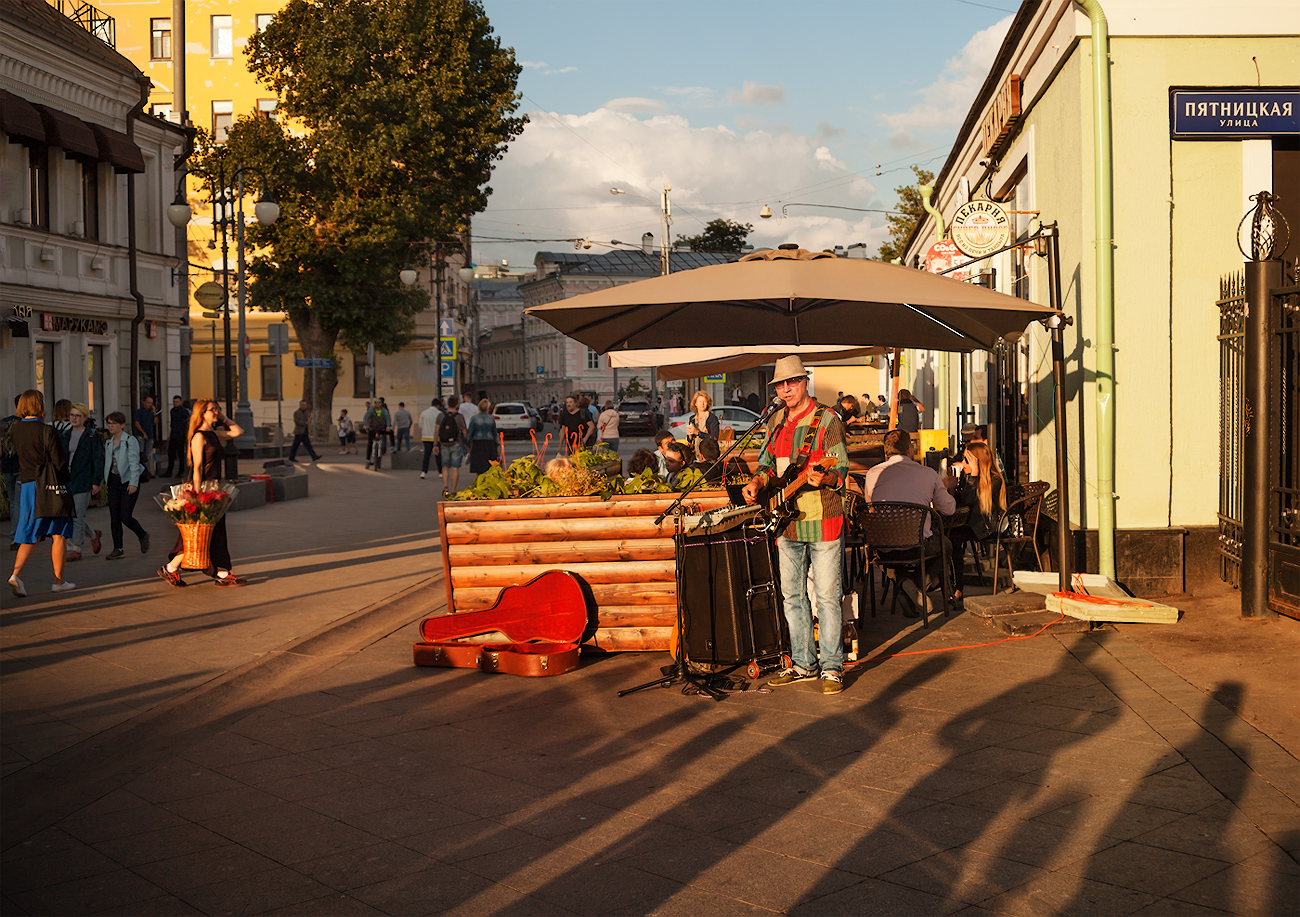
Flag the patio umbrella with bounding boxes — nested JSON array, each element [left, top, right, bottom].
[[526, 246, 1059, 354], [608, 344, 885, 381]]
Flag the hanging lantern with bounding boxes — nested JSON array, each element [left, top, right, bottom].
[[1237, 190, 1290, 262]]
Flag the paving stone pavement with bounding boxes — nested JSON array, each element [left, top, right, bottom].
[[3, 449, 1298, 915]]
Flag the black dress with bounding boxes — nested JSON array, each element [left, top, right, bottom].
[[169, 430, 232, 572]]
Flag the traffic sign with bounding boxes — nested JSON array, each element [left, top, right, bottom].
[[704, 374, 726, 383], [536, 365, 545, 377], [439, 318, 454, 336], [294, 358, 332, 368], [439, 336, 456, 359], [267, 323, 290, 355], [194, 281, 226, 309], [242, 334, 251, 360], [440, 360, 454, 379]]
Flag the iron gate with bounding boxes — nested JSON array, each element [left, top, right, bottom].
[[1269, 269, 1299, 617], [1218, 272, 1245, 587]]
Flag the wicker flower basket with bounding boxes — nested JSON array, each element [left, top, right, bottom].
[[176, 522, 214, 570]]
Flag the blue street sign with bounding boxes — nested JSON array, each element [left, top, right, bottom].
[[439, 318, 454, 336], [294, 358, 332, 368], [439, 336, 456, 359], [1170, 88, 1299, 139], [536, 365, 545, 376], [704, 373, 726, 383], [440, 360, 454, 379]]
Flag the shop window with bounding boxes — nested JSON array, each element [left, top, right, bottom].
[[260, 355, 281, 400], [82, 163, 99, 241], [257, 99, 278, 123], [150, 18, 171, 59], [353, 352, 371, 399], [210, 15, 232, 58], [212, 100, 233, 143], [29, 145, 49, 231], [87, 345, 104, 416]]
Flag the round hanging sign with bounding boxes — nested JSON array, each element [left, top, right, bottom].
[[925, 239, 970, 282], [194, 281, 227, 309], [950, 200, 1012, 258]]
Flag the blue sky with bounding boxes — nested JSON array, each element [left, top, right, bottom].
[[474, 0, 1015, 268]]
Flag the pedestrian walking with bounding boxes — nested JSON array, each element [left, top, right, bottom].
[[163, 396, 190, 477], [437, 395, 467, 497], [418, 398, 444, 480], [101, 411, 150, 561], [597, 400, 620, 453], [394, 402, 412, 452], [61, 402, 103, 561], [158, 399, 245, 587], [337, 409, 354, 454], [1, 399, 22, 543], [467, 399, 498, 474], [133, 395, 157, 475], [7, 390, 77, 597], [288, 400, 320, 463], [364, 398, 391, 470]]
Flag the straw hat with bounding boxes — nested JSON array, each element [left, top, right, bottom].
[[770, 355, 809, 386]]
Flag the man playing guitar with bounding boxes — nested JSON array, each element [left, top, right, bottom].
[[742, 356, 851, 695]]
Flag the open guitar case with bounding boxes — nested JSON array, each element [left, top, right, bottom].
[[413, 570, 590, 677]]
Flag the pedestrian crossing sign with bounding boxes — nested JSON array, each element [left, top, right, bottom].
[[439, 336, 456, 359]]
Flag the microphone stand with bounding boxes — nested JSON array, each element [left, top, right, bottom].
[[621, 398, 783, 701]]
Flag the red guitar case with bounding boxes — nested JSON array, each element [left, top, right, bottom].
[[414, 570, 588, 677]]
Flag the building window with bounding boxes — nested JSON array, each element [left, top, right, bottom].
[[212, 100, 233, 142], [87, 345, 104, 415], [150, 17, 171, 59], [260, 355, 280, 400], [210, 15, 232, 58], [139, 361, 161, 406], [256, 99, 278, 122], [255, 13, 274, 31], [82, 163, 99, 241], [29, 145, 49, 231], [353, 352, 371, 398], [151, 103, 172, 121], [586, 347, 600, 371]]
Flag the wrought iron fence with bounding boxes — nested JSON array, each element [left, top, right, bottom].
[[1217, 271, 1245, 586], [51, 0, 115, 47], [1270, 265, 1299, 615]]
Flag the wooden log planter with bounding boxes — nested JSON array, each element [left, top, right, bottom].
[[437, 492, 730, 653]]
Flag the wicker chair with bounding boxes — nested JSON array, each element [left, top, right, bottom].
[[855, 501, 951, 627], [992, 481, 1050, 593]]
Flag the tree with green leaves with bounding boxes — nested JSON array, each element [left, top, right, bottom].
[[197, 0, 525, 434], [676, 219, 754, 254], [877, 166, 935, 262]]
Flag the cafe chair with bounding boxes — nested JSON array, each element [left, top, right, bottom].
[[992, 481, 1050, 593], [856, 501, 951, 628]]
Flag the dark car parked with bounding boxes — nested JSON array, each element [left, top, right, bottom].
[[616, 400, 660, 436]]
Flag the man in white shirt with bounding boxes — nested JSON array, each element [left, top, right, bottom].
[[458, 391, 478, 426], [418, 398, 444, 480], [862, 429, 957, 614]]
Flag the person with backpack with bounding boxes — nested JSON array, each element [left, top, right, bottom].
[[437, 394, 467, 497], [363, 398, 391, 470]]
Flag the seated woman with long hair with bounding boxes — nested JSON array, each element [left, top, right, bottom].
[[948, 442, 1007, 606]]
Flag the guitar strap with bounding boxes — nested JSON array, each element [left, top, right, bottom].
[[768, 404, 826, 479]]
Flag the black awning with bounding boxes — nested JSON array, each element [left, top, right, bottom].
[[90, 122, 145, 174], [0, 90, 45, 146], [34, 104, 99, 162]]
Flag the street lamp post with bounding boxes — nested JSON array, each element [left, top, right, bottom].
[[168, 163, 279, 478], [400, 241, 475, 402], [611, 184, 672, 276]]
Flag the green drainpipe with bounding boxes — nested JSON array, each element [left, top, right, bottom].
[[1079, 0, 1116, 579], [918, 184, 946, 241], [918, 183, 948, 440]]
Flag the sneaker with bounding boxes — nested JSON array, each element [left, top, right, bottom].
[[157, 566, 186, 588], [106, 549, 125, 560], [8, 576, 25, 597], [139, 532, 150, 554], [419, 472, 426, 479], [90, 529, 102, 554], [213, 574, 246, 587], [767, 666, 819, 687], [442, 488, 450, 499], [51, 581, 76, 593], [365, 462, 372, 469], [821, 672, 844, 695], [900, 580, 932, 616]]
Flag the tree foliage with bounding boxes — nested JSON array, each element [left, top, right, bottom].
[[192, 0, 525, 432], [877, 166, 935, 262], [676, 219, 754, 254]]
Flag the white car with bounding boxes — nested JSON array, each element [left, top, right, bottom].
[[493, 402, 537, 438], [667, 405, 767, 442]]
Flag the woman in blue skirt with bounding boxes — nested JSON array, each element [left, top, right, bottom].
[[8, 390, 76, 597]]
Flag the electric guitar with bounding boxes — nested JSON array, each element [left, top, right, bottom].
[[757, 455, 837, 535]]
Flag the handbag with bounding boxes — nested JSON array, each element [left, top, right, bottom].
[[133, 435, 153, 484], [35, 429, 74, 518]]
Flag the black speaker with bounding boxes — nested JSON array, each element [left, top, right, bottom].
[[678, 524, 786, 665]]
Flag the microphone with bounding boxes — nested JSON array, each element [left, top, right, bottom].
[[761, 395, 783, 415]]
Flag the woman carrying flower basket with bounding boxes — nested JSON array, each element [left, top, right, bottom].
[[157, 399, 244, 587]]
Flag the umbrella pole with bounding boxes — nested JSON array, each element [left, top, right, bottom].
[[889, 349, 902, 430], [1044, 225, 1072, 593]]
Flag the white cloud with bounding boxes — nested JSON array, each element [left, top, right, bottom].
[[662, 85, 719, 107], [520, 60, 547, 69], [476, 107, 890, 267], [604, 97, 668, 114], [880, 14, 1013, 134], [726, 81, 785, 107]]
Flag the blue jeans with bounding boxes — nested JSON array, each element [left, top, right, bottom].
[[396, 427, 411, 451], [776, 534, 844, 674]]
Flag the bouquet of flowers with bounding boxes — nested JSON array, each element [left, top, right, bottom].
[[154, 482, 239, 569]]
